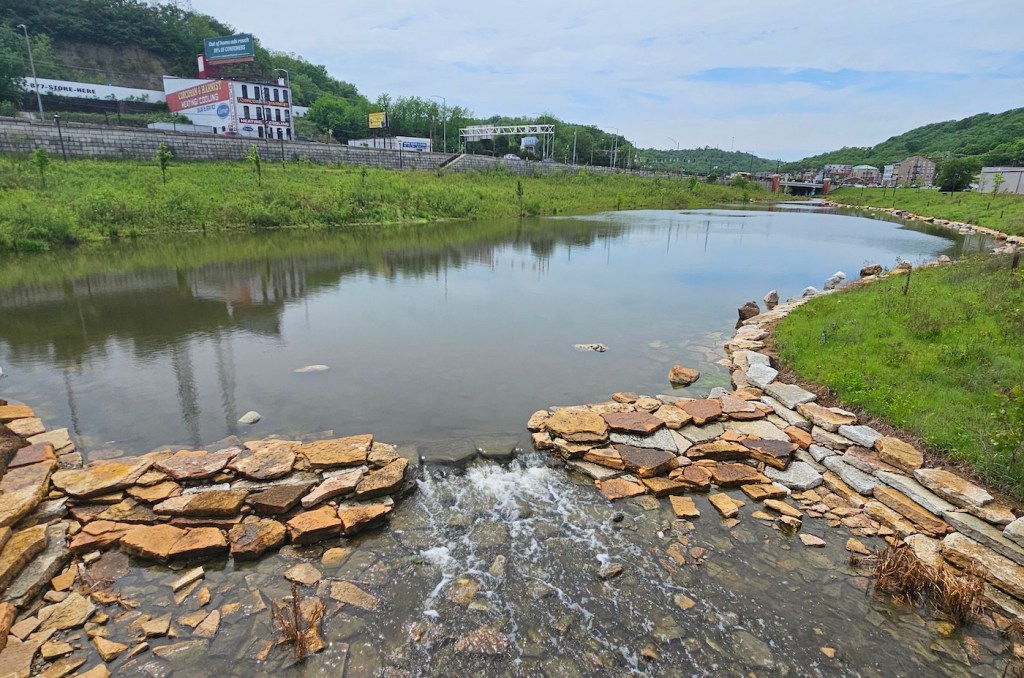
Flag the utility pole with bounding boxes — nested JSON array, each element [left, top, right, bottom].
[[17, 24, 44, 118], [572, 129, 577, 165], [429, 95, 446, 152]]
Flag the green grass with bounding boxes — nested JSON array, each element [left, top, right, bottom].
[[775, 256, 1024, 498], [829, 187, 1024, 236], [0, 156, 774, 253]]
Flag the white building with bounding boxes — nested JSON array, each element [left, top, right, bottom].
[[881, 165, 895, 187], [977, 167, 1024, 195], [162, 76, 295, 140], [348, 136, 432, 152]]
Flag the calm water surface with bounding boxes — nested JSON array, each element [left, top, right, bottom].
[[0, 207, 975, 458]]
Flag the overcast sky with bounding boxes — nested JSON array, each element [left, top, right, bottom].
[[187, 1, 1024, 160]]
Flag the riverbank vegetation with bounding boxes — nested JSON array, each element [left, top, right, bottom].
[[0, 156, 771, 253], [829, 187, 1024, 236], [775, 256, 1024, 498]]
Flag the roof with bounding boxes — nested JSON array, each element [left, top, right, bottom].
[[852, 165, 878, 170]]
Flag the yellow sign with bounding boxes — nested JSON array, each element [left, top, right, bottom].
[[368, 112, 388, 129]]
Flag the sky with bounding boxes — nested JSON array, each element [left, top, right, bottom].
[[187, 0, 1024, 161]]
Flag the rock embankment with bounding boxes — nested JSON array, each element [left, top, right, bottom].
[[528, 291, 1024, 624], [0, 400, 413, 675]]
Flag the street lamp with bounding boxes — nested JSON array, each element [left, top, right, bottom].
[[53, 113, 66, 161], [273, 68, 292, 140], [17, 24, 43, 118], [608, 126, 619, 169], [429, 95, 446, 153]]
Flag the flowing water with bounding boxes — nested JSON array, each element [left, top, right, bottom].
[[0, 207, 1010, 675]]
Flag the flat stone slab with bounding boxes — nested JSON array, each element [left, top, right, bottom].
[[600, 411, 664, 435], [338, 502, 392, 535], [51, 457, 150, 499], [229, 518, 286, 560], [808, 445, 836, 463], [246, 482, 315, 515], [228, 444, 296, 480], [353, 458, 408, 500], [759, 397, 810, 430], [913, 468, 993, 510], [726, 420, 791, 442], [875, 437, 923, 473], [873, 486, 949, 537], [119, 524, 187, 560], [1005, 517, 1024, 550], [0, 405, 34, 422], [596, 477, 646, 501], [745, 364, 778, 390], [708, 493, 740, 518], [545, 410, 608, 443], [677, 422, 725, 444], [610, 428, 677, 453], [764, 461, 823, 491], [286, 506, 342, 544], [841, 446, 900, 476], [299, 435, 374, 468], [875, 471, 956, 516], [679, 399, 723, 426], [641, 476, 688, 497], [822, 456, 877, 496], [687, 440, 749, 462], [4, 417, 45, 438], [711, 463, 768, 487], [0, 524, 49, 592], [764, 383, 816, 410], [794, 403, 855, 433], [838, 425, 882, 448], [613, 445, 676, 478], [566, 460, 623, 481], [154, 490, 248, 517], [154, 449, 237, 481], [942, 510, 1024, 568], [811, 427, 855, 450], [301, 469, 365, 508], [167, 527, 228, 559], [27, 428, 73, 453], [942, 532, 1024, 600], [669, 496, 700, 518], [8, 443, 56, 469], [742, 439, 796, 469], [670, 465, 712, 491], [36, 592, 95, 633], [0, 460, 55, 528]]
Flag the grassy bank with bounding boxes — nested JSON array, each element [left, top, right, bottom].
[[775, 256, 1024, 498], [829, 187, 1024, 236], [0, 156, 771, 252]]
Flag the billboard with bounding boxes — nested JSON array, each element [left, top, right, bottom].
[[368, 112, 388, 129], [21, 78, 165, 103], [204, 34, 255, 64], [166, 80, 230, 113]]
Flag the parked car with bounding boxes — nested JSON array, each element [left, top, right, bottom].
[[503, 153, 521, 160]]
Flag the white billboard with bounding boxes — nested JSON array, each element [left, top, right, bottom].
[[22, 78, 165, 103]]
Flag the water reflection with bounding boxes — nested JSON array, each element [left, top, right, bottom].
[[0, 209, 972, 456]]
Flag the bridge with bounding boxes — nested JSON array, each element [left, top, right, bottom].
[[778, 178, 831, 196]]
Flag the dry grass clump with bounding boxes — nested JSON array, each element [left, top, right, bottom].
[[853, 544, 985, 626], [270, 582, 325, 663]]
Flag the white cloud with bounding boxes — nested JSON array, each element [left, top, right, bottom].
[[189, 0, 1024, 159]]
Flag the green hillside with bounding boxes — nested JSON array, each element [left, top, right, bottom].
[[785, 108, 1024, 171], [638, 147, 779, 175]]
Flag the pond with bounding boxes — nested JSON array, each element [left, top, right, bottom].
[[0, 207, 1009, 676]]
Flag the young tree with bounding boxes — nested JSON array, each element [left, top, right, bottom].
[[992, 172, 1005, 196], [32, 146, 50, 188], [247, 144, 262, 187], [155, 142, 172, 184]]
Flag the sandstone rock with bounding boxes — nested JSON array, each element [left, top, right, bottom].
[[0, 524, 48, 591], [167, 527, 228, 559], [154, 449, 236, 481], [837, 425, 882, 448], [711, 463, 768, 487], [454, 626, 510, 656], [875, 437, 923, 473], [846, 538, 871, 556], [0, 460, 55, 528], [800, 534, 826, 547], [822, 472, 866, 508], [601, 411, 665, 437], [0, 405, 33, 422], [301, 469, 364, 508], [4, 418, 44, 440], [634, 396, 662, 412], [669, 496, 700, 518], [913, 468, 993, 510], [545, 410, 609, 444], [526, 410, 549, 431], [652, 405, 692, 429], [245, 482, 314, 515], [863, 501, 917, 538], [596, 477, 646, 501], [566, 460, 622, 481], [367, 442, 400, 468], [229, 444, 295, 480], [119, 524, 188, 561], [612, 392, 638, 404], [531, 431, 555, 451], [708, 493, 740, 518], [338, 502, 392, 535], [227, 518, 285, 560], [284, 562, 321, 586], [740, 483, 788, 501], [353, 458, 408, 500], [764, 461, 823, 491], [764, 383, 816, 410], [299, 435, 373, 468], [904, 534, 944, 568], [154, 490, 248, 517], [671, 465, 712, 492], [614, 445, 676, 478], [7, 443, 56, 469], [641, 477, 688, 497], [126, 481, 181, 503], [0, 637, 43, 677], [796, 403, 856, 432], [92, 636, 127, 662], [286, 506, 342, 544], [841, 446, 899, 476], [686, 440, 748, 462], [667, 365, 700, 387], [971, 503, 1016, 526], [551, 437, 596, 459], [679, 399, 723, 426], [726, 419, 791, 442], [764, 499, 803, 519], [193, 610, 220, 638], [96, 498, 158, 524], [26, 427, 73, 453], [942, 511, 1024, 567], [582, 448, 624, 469], [1006, 518, 1024, 550], [822, 457, 877, 496], [942, 532, 1024, 600], [3, 522, 69, 607], [875, 471, 955, 516], [37, 592, 95, 633], [742, 439, 796, 470], [329, 581, 378, 611]]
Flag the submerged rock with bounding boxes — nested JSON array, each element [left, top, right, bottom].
[[237, 411, 261, 425], [573, 343, 607, 352], [667, 365, 700, 387]]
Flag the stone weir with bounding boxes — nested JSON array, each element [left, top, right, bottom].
[[0, 401, 413, 674], [527, 290, 1024, 625]]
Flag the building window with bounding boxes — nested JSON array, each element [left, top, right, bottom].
[[241, 84, 248, 98], [263, 87, 270, 100], [258, 127, 264, 138], [273, 89, 279, 102], [264, 107, 270, 120], [275, 109, 281, 122], [256, 107, 263, 120], [282, 90, 289, 103], [286, 128, 292, 139], [277, 128, 283, 139], [284, 110, 290, 122], [243, 105, 250, 118]]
